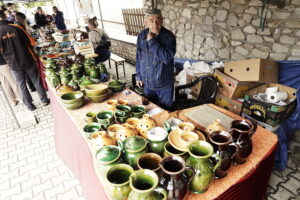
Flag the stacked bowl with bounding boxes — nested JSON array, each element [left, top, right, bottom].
[[85, 84, 108, 103], [60, 91, 84, 110]]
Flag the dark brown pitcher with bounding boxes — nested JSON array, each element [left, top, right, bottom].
[[208, 131, 233, 178], [230, 120, 257, 164], [159, 155, 195, 200]]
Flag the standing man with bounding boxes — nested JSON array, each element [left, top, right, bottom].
[[34, 7, 47, 28], [135, 9, 176, 110], [0, 10, 49, 111]]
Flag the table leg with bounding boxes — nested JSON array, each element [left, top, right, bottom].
[[122, 62, 126, 77], [115, 62, 119, 80]]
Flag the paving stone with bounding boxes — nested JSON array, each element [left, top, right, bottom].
[[0, 183, 21, 199], [268, 173, 285, 189], [270, 186, 297, 199], [281, 176, 300, 195], [44, 183, 65, 200], [10, 172, 30, 188]]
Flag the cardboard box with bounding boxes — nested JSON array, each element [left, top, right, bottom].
[[186, 73, 210, 98], [215, 92, 243, 115], [242, 113, 280, 132], [213, 68, 261, 99], [242, 83, 297, 126], [224, 59, 278, 83]]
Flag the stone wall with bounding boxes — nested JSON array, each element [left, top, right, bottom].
[[110, 39, 137, 65], [144, 0, 300, 61]]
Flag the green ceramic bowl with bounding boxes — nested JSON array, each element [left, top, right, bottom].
[[87, 93, 108, 103], [63, 100, 84, 110], [108, 81, 125, 93], [115, 104, 131, 117], [131, 105, 146, 118], [97, 110, 115, 124], [85, 84, 108, 96], [60, 91, 84, 104], [83, 122, 101, 139]]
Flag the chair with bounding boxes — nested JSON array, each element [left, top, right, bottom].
[[130, 73, 144, 95], [108, 53, 126, 80], [173, 75, 218, 110]]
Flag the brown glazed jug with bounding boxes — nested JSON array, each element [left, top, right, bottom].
[[230, 120, 257, 164], [208, 131, 233, 178], [159, 155, 195, 200]]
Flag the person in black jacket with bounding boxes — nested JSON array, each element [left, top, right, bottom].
[[52, 6, 66, 31], [0, 10, 49, 111], [34, 7, 47, 28]]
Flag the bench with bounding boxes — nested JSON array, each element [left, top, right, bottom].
[[108, 53, 126, 80]]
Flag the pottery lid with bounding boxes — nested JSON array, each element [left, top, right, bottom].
[[147, 127, 168, 141], [95, 146, 120, 163], [125, 136, 147, 151]]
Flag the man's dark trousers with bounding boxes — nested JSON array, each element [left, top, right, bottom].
[[143, 86, 173, 111]]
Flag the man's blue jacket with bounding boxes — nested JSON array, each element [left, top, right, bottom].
[[136, 27, 176, 90]]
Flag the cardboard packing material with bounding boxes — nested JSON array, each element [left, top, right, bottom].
[[242, 83, 297, 126], [213, 68, 261, 99], [242, 113, 280, 133], [224, 59, 278, 83], [215, 92, 243, 115]]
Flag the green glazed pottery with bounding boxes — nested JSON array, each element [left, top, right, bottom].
[[147, 127, 168, 156], [186, 140, 221, 194], [163, 142, 188, 160], [87, 93, 107, 103], [128, 169, 167, 200], [95, 145, 123, 178], [85, 112, 96, 123], [90, 65, 99, 79], [60, 91, 84, 104], [131, 105, 146, 118], [83, 123, 101, 139], [57, 85, 75, 95], [63, 100, 84, 110], [118, 136, 148, 169], [109, 80, 125, 92], [115, 104, 131, 117], [80, 76, 96, 87], [106, 164, 134, 200], [137, 153, 162, 172], [116, 116, 129, 123], [163, 118, 183, 133], [97, 110, 115, 125], [85, 84, 108, 96]]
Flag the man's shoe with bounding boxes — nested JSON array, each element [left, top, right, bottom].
[[27, 105, 37, 111], [42, 98, 50, 106]]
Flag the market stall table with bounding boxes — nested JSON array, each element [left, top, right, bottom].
[[48, 82, 278, 200]]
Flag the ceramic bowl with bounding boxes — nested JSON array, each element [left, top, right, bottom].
[[97, 110, 115, 125], [131, 105, 146, 118], [85, 112, 97, 123], [115, 104, 131, 117], [178, 122, 195, 132], [108, 81, 125, 92], [85, 84, 108, 96], [168, 128, 199, 152], [63, 100, 84, 110], [87, 93, 107, 103], [107, 124, 124, 138], [117, 99, 128, 105], [83, 123, 101, 139], [60, 91, 84, 104], [116, 116, 129, 123], [57, 85, 75, 95], [126, 117, 140, 128], [106, 99, 118, 110]]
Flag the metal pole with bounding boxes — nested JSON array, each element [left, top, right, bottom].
[[97, 0, 104, 29], [72, 0, 80, 28], [0, 83, 21, 129]]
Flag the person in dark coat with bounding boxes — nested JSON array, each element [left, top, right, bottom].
[[34, 7, 47, 28], [0, 10, 49, 111], [135, 9, 176, 110], [52, 6, 66, 31]]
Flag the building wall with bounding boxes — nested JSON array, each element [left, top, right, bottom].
[[144, 0, 300, 61], [110, 39, 137, 65]]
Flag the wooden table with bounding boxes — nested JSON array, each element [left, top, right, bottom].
[[48, 82, 278, 200]]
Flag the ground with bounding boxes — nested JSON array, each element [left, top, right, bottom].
[[0, 62, 299, 200]]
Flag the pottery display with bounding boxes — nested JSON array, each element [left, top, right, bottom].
[[208, 131, 233, 178], [107, 99, 118, 111], [131, 105, 146, 119], [163, 142, 188, 160], [85, 84, 108, 96], [137, 153, 162, 173], [96, 110, 115, 129], [83, 123, 101, 139], [206, 119, 226, 135], [126, 117, 140, 129], [128, 169, 167, 200], [168, 126, 199, 152], [56, 85, 75, 95], [116, 123, 138, 141], [60, 91, 84, 110], [95, 145, 123, 178], [186, 141, 221, 194], [87, 92, 107, 103], [159, 155, 195, 200], [118, 136, 148, 169], [90, 131, 117, 150], [230, 120, 257, 164], [115, 104, 131, 117], [137, 114, 157, 138], [117, 99, 128, 105], [106, 164, 134, 200], [163, 118, 183, 133], [108, 124, 124, 138], [177, 122, 195, 133], [109, 80, 125, 92], [85, 112, 96, 123], [79, 76, 96, 89], [147, 127, 168, 156]]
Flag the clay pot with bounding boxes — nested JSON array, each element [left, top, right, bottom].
[[107, 124, 124, 138], [91, 131, 117, 150], [206, 119, 226, 135], [136, 114, 157, 138], [116, 123, 138, 141]]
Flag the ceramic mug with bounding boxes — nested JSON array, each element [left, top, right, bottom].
[[106, 164, 134, 200], [83, 123, 101, 139], [164, 142, 188, 160], [97, 110, 115, 125], [85, 112, 96, 123], [131, 105, 146, 119], [107, 124, 124, 138], [115, 104, 131, 117], [126, 117, 140, 129]]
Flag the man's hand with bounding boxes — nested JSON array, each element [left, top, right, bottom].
[[147, 32, 156, 41], [136, 81, 144, 88]]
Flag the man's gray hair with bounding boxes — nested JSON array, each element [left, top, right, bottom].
[[144, 9, 162, 19]]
